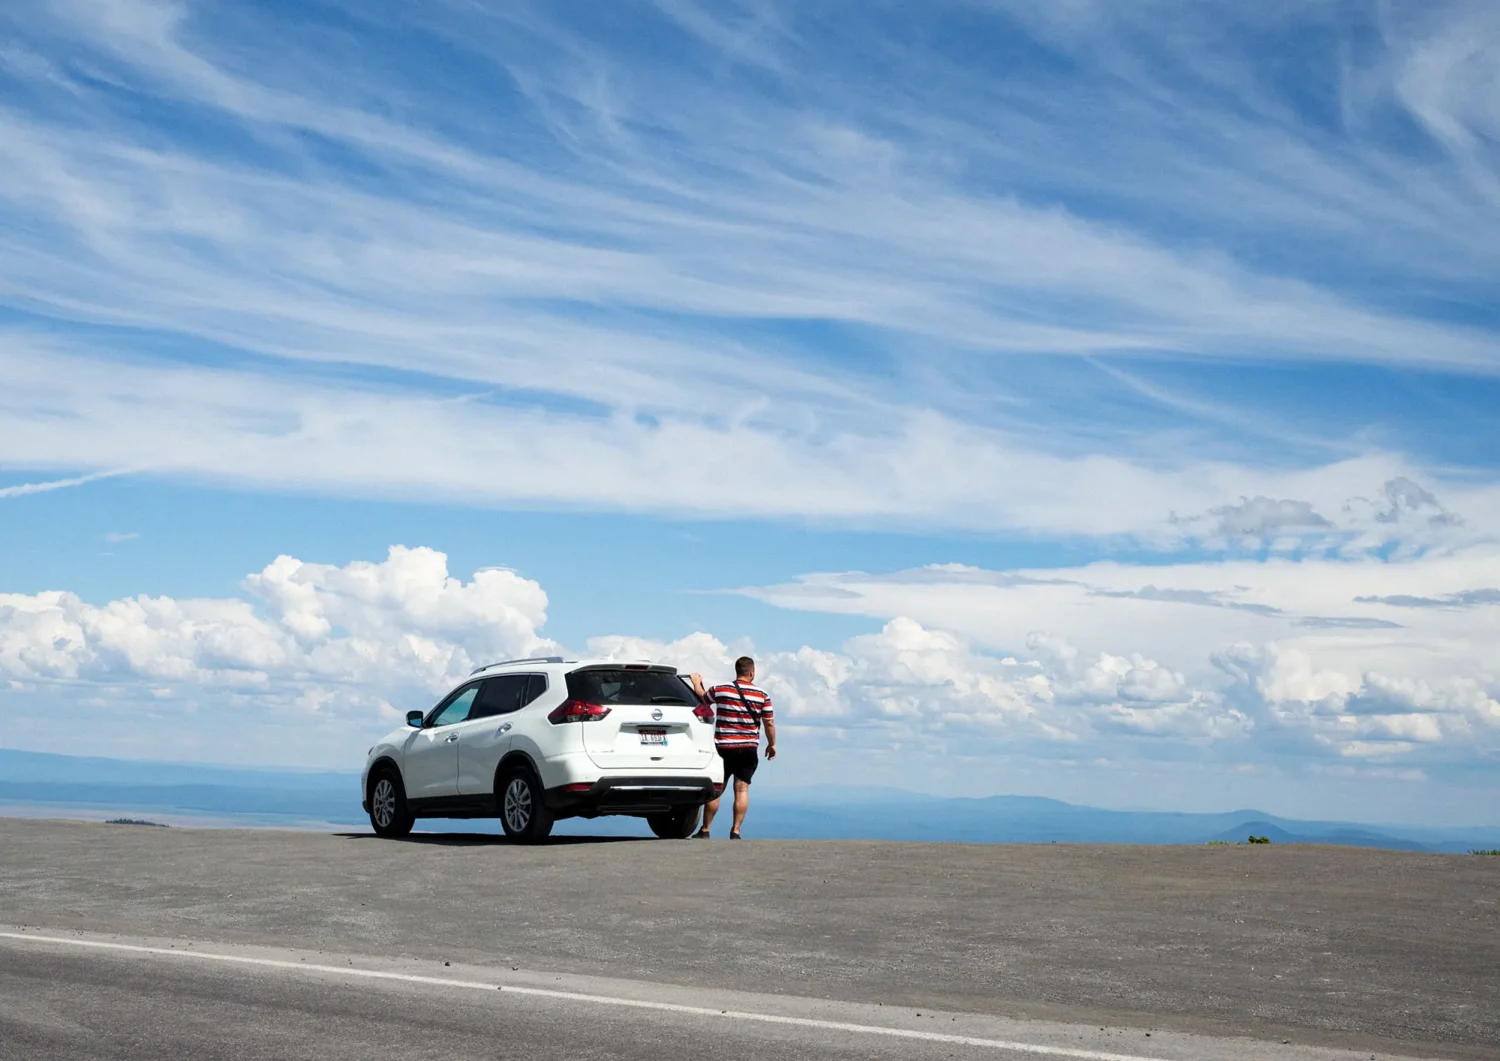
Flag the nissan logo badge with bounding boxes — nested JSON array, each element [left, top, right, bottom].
[[651, 708, 664, 721]]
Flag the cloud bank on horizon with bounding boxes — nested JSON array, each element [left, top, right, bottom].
[[3, 545, 1496, 785], [1, 1, 1498, 815]]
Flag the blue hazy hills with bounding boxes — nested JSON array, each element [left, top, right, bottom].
[[2, 749, 1496, 852]]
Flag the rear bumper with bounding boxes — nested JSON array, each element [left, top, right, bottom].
[[544, 775, 720, 817]]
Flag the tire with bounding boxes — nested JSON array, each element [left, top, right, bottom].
[[498, 767, 553, 843], [368, 768, 414, 838], [648, 805, 701, 839]]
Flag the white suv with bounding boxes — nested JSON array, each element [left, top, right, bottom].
[[361, 658, 723, 842]]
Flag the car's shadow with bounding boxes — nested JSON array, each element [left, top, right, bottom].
[[335, 832, 649, 846]]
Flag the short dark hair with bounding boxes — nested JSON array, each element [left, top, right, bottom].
[[734, 655, 755, 678]]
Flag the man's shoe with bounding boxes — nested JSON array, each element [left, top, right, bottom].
[[693, 830, 710, 839], [729, 831, 742, 839]]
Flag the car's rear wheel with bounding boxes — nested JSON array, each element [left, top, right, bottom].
[[648, 805, 701, 839], [369, 769, 414, 838], [499, 767, 553, 843]]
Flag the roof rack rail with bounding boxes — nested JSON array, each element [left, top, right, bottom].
[[468, 656, 565, 675]]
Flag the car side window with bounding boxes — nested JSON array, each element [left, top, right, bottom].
[[521, 673, 548, 707], [428, 684, 481, 727], [470, 674, 528, 720]]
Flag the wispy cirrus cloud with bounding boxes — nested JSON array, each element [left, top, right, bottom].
[[1355, 588, 1500, 610], [0, 9, 1497, 389], [5, 337, 1499, 545], [0, 470, 124, 500], [0, 0, 1496, 546]]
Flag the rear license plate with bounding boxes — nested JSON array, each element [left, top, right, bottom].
[[639, 729, 667, 745]]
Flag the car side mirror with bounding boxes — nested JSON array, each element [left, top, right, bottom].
[[407, 710, 424, 729]]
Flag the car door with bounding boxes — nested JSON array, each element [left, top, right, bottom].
[[456, 673, 545, 795], [403, 683, 480, 800]]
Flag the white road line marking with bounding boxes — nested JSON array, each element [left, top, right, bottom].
[[0, 931, 1162, 1061]]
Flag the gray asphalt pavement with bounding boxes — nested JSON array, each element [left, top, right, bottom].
[[0, 932, 1458, 1061], [0, 818, 1496, 1059]]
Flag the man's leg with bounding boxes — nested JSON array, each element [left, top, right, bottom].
[[729, 777, 751, 836], [700, 750, 729, 834]]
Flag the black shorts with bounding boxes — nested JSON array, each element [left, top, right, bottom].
[[717, 746, 759, 785]]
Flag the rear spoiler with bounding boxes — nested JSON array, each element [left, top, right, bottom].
[[568, 662, 678, 674]]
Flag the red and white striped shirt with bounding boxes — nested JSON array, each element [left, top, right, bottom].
[[707, 681, 773, 748]]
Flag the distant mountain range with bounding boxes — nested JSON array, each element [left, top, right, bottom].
[[3, 748, 1497, 852], [748, 784, 1499, 852]]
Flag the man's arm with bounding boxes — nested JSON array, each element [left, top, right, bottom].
[[689, 672, 707, 700], [764, 718, 777, 759]]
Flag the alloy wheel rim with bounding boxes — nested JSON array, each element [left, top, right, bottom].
[[373, 778, 396, 828], [504, 778, 532, 832]]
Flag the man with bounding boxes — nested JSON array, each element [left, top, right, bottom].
[[690, 656, 776, 839]]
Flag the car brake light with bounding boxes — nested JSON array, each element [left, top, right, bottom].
[[548, 698, 612, 724], [693, 703, 714, 724], [712, 783, 724, 794], [562, 782, 593, 792]]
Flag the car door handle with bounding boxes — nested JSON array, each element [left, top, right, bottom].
[[445, 734, 459, 743], [498, 723, 512, 733]]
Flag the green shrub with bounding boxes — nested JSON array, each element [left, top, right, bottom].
[[1247, 835, 1271, 844], [1469, 848, 1500, 856]]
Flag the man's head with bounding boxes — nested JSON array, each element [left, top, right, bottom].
[[735, 655, 755, 682]]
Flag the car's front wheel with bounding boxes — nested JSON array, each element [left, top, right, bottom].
[[498, 767, 553, 843], [368, 769, 414, 838], [648, 805, 701, 839]]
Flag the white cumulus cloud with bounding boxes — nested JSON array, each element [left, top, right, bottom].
[[741, 547, 1500, 764], [0, 546, 557, 711], [3, 545, 1499, 778]]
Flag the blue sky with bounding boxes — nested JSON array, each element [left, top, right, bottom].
[[2, 0, 1499, 825]]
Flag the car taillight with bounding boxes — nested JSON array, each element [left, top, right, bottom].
[[693, 703, 715, 724], [548, 698, 611, 724]]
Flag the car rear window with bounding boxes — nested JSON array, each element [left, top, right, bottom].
[[566, 668, 695, 706]]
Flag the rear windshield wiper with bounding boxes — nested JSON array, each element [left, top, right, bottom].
[[650, 696, 689, 704]]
